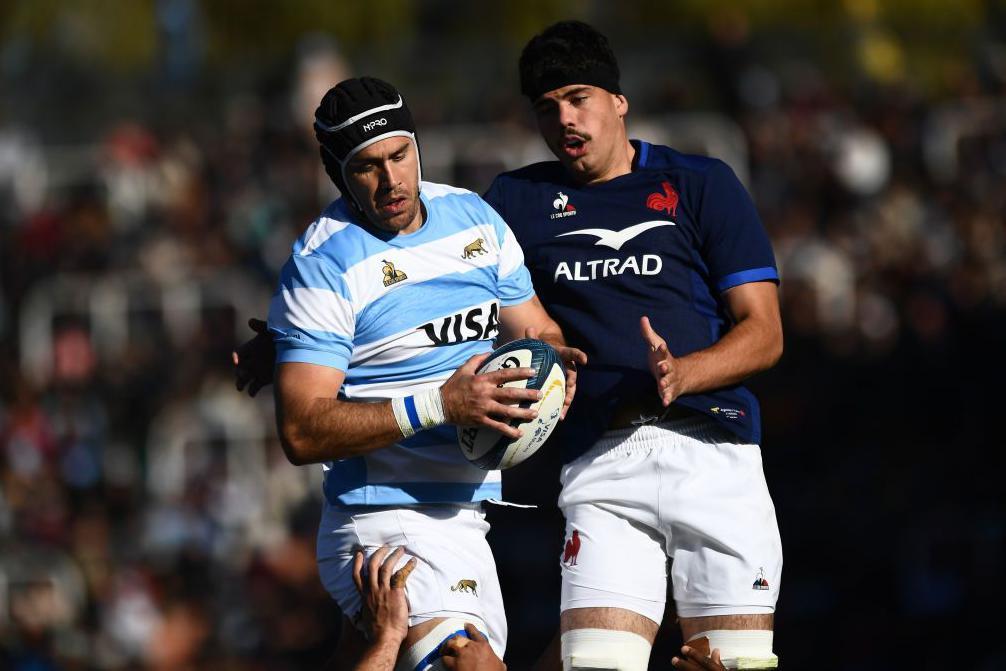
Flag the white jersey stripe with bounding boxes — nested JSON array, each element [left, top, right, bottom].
[[342, 225, 501, 313], [269, 286, 355, 337], [299, 214, 352, 257], [342, 373, 450, 400], [421, 182, 470, 199], [351, 298, 498, 368]]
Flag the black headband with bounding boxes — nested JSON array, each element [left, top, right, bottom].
[[519, 21, 623, 101], [522, 65, 622, 101]]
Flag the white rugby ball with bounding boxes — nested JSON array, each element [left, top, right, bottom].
[[458, 338, 566, 470]]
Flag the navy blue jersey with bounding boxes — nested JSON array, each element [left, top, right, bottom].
[[483, 140, 778, 462]]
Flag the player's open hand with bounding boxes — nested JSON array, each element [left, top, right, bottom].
[[640, 316, 687, 406], [352, 546, 417, 647], [440, 623, 506, 671], [524, 327, 587, 421], [671, 638, 727, 670], [232, 318, 276, 397], [440, 353, 540, 439]]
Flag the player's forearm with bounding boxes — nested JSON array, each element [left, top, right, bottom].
[[535, 319, 567, 350], [278, 397, 404, 465], [499, 294, 567, 347], [676, 314, 782, 396]]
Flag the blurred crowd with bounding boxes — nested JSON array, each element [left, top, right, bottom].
[[2, 4, 1006, 670]]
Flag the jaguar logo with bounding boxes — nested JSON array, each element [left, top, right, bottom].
[[450, 579, 478, 596], [462, 238, 488, 259]]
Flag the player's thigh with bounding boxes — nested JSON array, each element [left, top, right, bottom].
[[561, 607, 658, 642], [559, 500, 667, 636], [662, 436, 782, 619], [678, 613, 773, 641]]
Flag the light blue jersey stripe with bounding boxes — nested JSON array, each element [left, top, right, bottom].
[[278, 255, 353, 296], [353, 268, 498, 346], [328, 480, 503, 506], [345, 340, 491, 386]]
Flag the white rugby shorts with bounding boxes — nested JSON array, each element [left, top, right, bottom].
[[558, 417, 782, 621], [316, 501, 506, 657]]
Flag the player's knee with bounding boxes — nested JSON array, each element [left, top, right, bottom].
[[686, 630, 778, 670], [560, 628, 651, 671], [398, 618, 484, 671]]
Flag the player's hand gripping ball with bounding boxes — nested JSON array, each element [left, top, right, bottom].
[[458, 338, 565, 470]]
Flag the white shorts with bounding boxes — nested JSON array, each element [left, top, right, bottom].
[[558, 417, 782, 621], [316, 501, 506, 658]]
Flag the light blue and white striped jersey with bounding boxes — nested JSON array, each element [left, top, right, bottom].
[[268, 181, 534, 506]]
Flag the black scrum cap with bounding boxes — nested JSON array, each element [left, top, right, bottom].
[[314, 77, 421, 215]]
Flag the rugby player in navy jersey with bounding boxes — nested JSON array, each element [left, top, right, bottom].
[[481, 22, 783, 671]]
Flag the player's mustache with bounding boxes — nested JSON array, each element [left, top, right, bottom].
[[562, 130, 591, 142]]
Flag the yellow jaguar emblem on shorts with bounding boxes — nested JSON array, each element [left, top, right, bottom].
[[381, 259, 407, 287], [462, 238, 488, 259], [450, 579, 478, 596]]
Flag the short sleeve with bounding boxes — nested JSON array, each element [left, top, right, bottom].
[[267, 252, 355, 370], [481, 196, 534, 307], [698, 161, 779, 292], [482, 176, 507, 220]]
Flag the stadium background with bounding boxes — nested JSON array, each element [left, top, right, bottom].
[[1, 1, 1004, 669]]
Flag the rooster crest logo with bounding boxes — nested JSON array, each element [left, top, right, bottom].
[[381, 259, 407, 287], [562, 529, 581, 566], [550, 192, 577, 219], [646, 181, 679, 217]]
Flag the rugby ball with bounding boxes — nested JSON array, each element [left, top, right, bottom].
[[458, 338, 566, 470]]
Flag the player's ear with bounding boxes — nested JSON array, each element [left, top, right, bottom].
[[614, 94, 628, 118]]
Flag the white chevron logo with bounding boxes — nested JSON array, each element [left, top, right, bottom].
[[556, 220, 676, 251]]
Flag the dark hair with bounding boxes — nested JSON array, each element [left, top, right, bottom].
[[519, 21, 621, 100]]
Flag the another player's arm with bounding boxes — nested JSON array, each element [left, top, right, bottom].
[[498, 294, 565, 348], [276, 360, 543, 465], [641, 281, 782, 405], [323, 550, 408, 671], [498, 295, 588, 420], [440, 623, 507, 671], [671, 638, 728, 671], [233, 318, 274, 396]]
